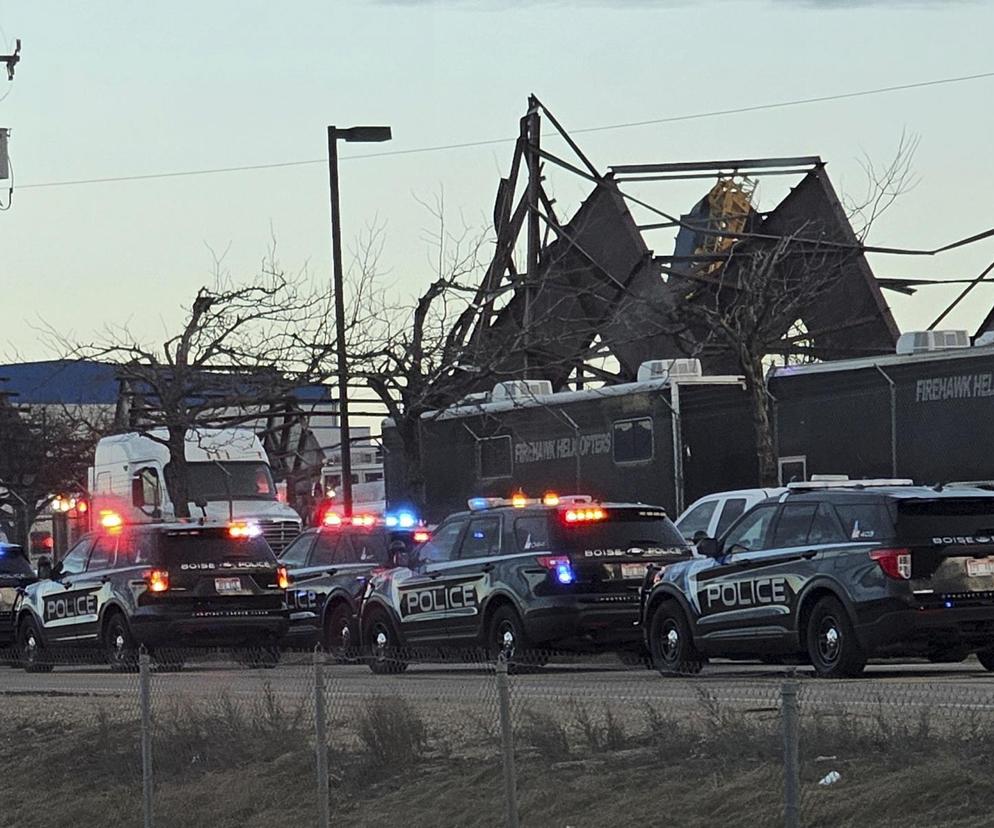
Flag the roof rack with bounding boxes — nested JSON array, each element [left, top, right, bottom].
[[943, 481, 994, 490], [787, 479, 914, 492]]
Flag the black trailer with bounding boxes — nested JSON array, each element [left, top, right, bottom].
[[385, 375, 756, 523], [768, 343, 994, 486]]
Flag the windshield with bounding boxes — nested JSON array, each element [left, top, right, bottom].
[[186, 462, 276, 502], [159, 529, 277, 565], [0, 546, 33, 577]]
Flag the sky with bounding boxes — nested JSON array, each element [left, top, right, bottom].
[[2, 0, 994, 362]]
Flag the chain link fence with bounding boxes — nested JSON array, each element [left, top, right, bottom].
[[3, 647, 994, 827]]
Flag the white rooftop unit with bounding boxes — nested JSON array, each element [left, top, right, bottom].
[[895, 330, 970, 356], [491, 380, 554, 401], [636, 358, 703, 383]]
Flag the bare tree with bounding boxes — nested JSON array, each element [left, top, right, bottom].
[[0, 402, 107, 545], [53, 253, 331, 518]]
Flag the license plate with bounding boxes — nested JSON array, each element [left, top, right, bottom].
[[215, 577, 243, 593], [622, 563, 647, 580], [967, 558, 994, 577]]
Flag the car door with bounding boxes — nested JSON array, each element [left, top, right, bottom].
[[393, 517, 469, 643], [429, 515, 503, 642], [690, 503, 780, 642], [39, 536, 101, 643], [283, 529, 328, 626], [699, 501, 832, 643]]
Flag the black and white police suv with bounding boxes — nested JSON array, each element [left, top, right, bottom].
[[12, 517, 289, 671], [359, 493, 691, 672], [641, 480, 994, 678], [279, 510, 428, 654], [0, 543, 36, 648]]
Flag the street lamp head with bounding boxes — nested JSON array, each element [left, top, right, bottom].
[[334, 125, 392, 143]]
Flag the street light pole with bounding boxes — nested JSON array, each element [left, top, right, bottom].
[[326, 124, 392, 518]]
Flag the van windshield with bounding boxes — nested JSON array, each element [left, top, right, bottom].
[[186, 462, 276, 501]]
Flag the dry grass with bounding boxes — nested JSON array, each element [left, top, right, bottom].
[[3, 687, 994, 827]]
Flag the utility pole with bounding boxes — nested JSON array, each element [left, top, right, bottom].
[[326, 124, 392, 517], [523, 95, 541, 379]]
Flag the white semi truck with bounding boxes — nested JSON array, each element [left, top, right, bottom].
[[87, 428, 302, 552]]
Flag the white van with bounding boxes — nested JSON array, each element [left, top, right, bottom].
[[674, 488, 786, 544], [88, 428, 302, 552]]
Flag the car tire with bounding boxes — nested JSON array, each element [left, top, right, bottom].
[[489, 604, 542, 672], [648, 603, 704, 675], [805, 596, 866, 679], [323, 603, 357, 663], [105, 614, 139, 673], [363, 610, 408, 675], [976, 649, 994, 671], [18, 617, 53, 673]]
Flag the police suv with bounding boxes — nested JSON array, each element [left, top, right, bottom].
[[642, 480, 994, 678], [359, 493, 691, 672], [279, 510, 428, 653], [0, 544, 36, 648], [12, 518, 289, 671]]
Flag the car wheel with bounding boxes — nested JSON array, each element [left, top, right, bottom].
[[18, 617, 53, 673], [363, 610, 408, 674], [977, 649, 994, 671], [806, 596, 866, 679], [648, 603, 704, 675], [323, 603, 357, 663], [105, 614, 139, 673], [489, 605, 541, 672]]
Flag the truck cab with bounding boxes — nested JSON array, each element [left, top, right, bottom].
[[88, 428, 301, 553]]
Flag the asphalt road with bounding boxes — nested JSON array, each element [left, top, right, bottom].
[[6, 656, 994, 715]]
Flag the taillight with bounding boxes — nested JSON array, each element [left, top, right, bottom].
[[869, 547, 912, 580], [276, 566, 290, 590], [537, 555, 576, 585], [147, 568, 170, 593]]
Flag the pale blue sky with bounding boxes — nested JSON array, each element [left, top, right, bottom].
[[2, 0, 993, 359]]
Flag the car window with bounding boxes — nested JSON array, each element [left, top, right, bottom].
[[772, 504, 818, 548], [722, 504, 777, 553], [834, 503, 894, 542], [87, 534, 119, 570], [341, 532, 389, 565], [311, 531, 340, 566], [676, 500, 718, 540], [715, 498, 748, 538], [808, 504, 848, 545], [280, 531, 317, 568], [60, 539, 92, 576], [514, 515, 550, 552], [0, 546, 33, 576], [458, 517, 502, 558], [419, 519, 466, 564]]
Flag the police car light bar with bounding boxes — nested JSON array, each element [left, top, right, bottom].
[[787, 479, 914, 491], [469, 494, 596, 511], [229, 521, 262, 538]]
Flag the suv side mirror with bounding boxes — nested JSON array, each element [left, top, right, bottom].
[[697, 537, 721, 558], [36, 556, 52, 580]]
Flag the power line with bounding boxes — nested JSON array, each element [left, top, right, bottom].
[[18, 68, 994, 191]]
